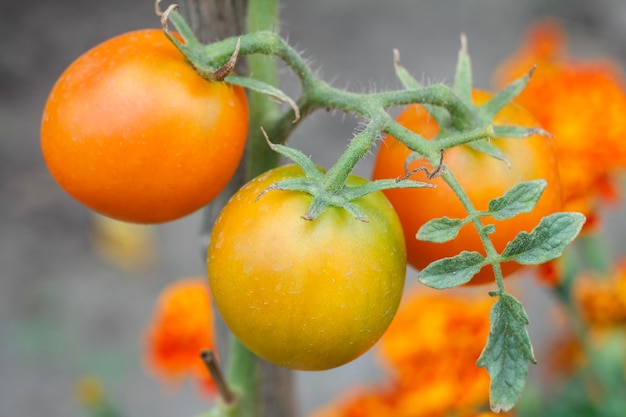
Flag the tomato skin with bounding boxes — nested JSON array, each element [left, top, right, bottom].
[[41, 29, 248, 224], [372, 90, 563, 285], [207, 164, 406, 370]]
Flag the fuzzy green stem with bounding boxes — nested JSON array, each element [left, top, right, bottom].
[[225, 335, 258, 417], [245, 0, 282, 178], [221, 1, 282, 416], [320, 121, 382, 193], [431, 125, 495, 150], [439, 169, 507, 293]]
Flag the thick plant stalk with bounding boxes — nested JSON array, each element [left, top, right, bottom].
[[185, 0, 297, 416]]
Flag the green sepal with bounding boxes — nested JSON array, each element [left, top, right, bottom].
[[394, 51, 450, 127], [416, 216, 466, 243], [261, 134, 322, 179], [453, 34, 473, 106], [500, 212, 586, 265], [487, 180, 547, 220], [226, 74, 300, 122], [162, 9, 202, 50], [300, 178, 433, 221], [161, 10, 215, 73], [492, 125, 552, 139], [467, 140, 511, 168], [418, 251, 486, 289], [477, 293, 536, 413], [260, 135, 433, 221], [478, 67, 535, 120], [344, 178, 434, 201]]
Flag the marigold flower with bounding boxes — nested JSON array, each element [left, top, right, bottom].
[[493, 19, 626, 223], [573, 262, 626, 328], [144, 278, 216, 394], [311, 289, 501, 417]]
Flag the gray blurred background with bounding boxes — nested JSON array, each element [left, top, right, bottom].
[[2, 0, 626, 416]]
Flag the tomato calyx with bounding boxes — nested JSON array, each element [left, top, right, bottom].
[[156, 1, 301, 121], [257, 131, 433, 221], [393, 39, 551, 172]]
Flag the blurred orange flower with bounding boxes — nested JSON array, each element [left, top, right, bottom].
[[493, 19, 626, 224], [573, 262, 626, 328], [144, 278, 216, 394], [311, 289, 503, 417]]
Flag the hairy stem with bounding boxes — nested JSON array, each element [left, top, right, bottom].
[[439, 169, 507, 294]]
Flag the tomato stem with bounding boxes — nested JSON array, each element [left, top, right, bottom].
[[438, 169, 508, 294], [225, 336, 259, 417], [320, 121, 382, 194]]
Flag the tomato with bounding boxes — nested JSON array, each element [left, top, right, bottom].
[[207, 164, 406, 370], [372, 90, 563, 285], [41, 29, 248, 224]]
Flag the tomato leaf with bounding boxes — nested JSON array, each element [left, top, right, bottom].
[[226, 74, 300, 122], [416, 217, 465, 243], [501, 212, 586, 264], [487, 180, 547, 220], [467, 140, 511, 168], [477, 293, 536, 413], [418, 251, 486, 289]]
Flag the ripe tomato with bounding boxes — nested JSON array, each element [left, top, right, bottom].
[[372, 90, 563, 285], [207, 164, 406, 370], [41, 29, 248, 224]]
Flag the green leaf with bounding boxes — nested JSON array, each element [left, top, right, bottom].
[[477, 293, 536, 412], [418, 251, 486, 289], [225, 74, 300, 122], [467, 140, 511, 168], [416, 217, 465, 243], [487, 180, 547, 220], [501, 212, 586, 264]]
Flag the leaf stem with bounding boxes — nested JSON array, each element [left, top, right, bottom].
[[439, 169, 507, 294]]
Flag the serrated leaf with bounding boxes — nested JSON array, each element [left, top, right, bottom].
[[225, 74, 300, 122], [416, 217, 465, 243], [487, 180, 547, 220], [501, 212, 586, 264], [467, 140, 511, 168], [418, 251, 486, 289], [477, 294, 536, 412]]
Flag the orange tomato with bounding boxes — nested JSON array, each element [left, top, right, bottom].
[[372, 90, 563, 285], [41, 29, 248, 223], [208, 164, 406, 370]]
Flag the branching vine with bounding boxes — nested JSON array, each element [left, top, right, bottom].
[[157, 1, 586, 414]]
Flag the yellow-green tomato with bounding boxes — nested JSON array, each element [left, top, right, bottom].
[[207, 164, 407, 370]]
